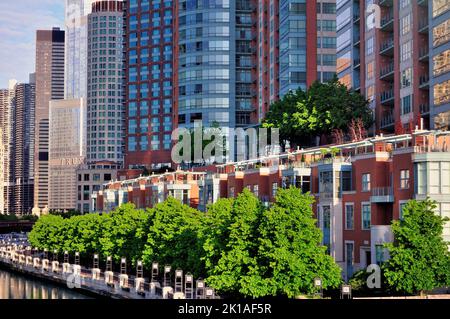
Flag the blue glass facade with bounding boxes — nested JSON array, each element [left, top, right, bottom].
[[279, 0, 308, 96], [178, 0, 234, 128]]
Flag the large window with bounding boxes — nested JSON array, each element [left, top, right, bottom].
[[400, 13, 411, 35], [400, 169, 410, 189], [362, 173, 371, 192], [434, 80, 450, 106], [401, 68, 412, 88], [401, 41, 412, 62], [433, 0, 450, 17], [433, 50, 450, 77], [401, 95, 412, 115], [433, 20, 450, 47], [362, 204, 371, 230], [345, 204, 354, 230]]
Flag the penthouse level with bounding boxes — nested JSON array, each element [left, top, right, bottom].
[[94, 129, 450, 280]]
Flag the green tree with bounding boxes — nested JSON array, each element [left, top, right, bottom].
[[204, 188, 342, 298], [382, 199, 450, 295], [205, 189, 263, 296], [98, 203, 150, 264], [254, 187, 342, 297], [28, 215, 66, 251], [142, 197, 205, 277], [262, 77, 372, 147]]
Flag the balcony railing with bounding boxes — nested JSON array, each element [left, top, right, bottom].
[[380, 11, 394, 30], [419, 47, 429, 60], [414, 144, 450, 154], [380, 62, 395, 79], [419, 103, 430, 115], [419, 75, 429, 87], [418, 19, 429, 32], [380, 112, 394, 128], [371, 187, 394, 203], [380, 89, 394, 104], [380, 38, 394, 54]]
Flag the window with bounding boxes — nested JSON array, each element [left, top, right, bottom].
[[400, 170, 410, 189], [345, 204, 354, 230], [229, 187, 235, 198], [375, 244, 384, 265], [362, 173, 371, 191], [433, 0, 450, 18], [366, 37, 374, 55], [401, 41, 412, 62], [434, 79, 450, 106], [401, 68, 412, 88], [362, 204, 371, 230], [272, 183, 278, 197], [366, 61, 374, 80], [401, 95, 412, 115], [399, 202, 408, 220], [253, 185, 259, 197], [400, 14, 411, 35], [342, 171, 352, 192], [433, 50, 450, 77], [433, 19, 450, 48]]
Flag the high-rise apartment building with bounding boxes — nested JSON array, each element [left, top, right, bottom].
[[34, 28, 65, 211], [86, 0, 125, 165], [124, 0, 336, 171], [76, 0, 125, 213], [65, 0, 94, 99], [336, 0, 449, 135], [0, 78, 36, 215], [48, 99, 86, 211], [429, 0, 450, 129]]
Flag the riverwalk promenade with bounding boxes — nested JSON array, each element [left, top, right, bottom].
[[0, 243, 218, 300]]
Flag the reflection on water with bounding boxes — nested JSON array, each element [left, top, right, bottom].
[[0, 268, 89, 299]]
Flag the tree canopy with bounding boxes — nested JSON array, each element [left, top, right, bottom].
[[28, 188, 342, 298], [203, 188, 342, 297], [382, 199, 450, 294], [262, 77, 372, 147]]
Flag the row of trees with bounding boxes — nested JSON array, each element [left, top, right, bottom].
[[29, 190, 450, 297], [29, 188, 342, 298]]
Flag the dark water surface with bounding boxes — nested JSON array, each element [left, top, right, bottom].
[[0, 268, 90, 299]]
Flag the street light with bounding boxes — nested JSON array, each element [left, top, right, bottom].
[[341, 284, 352, 299], [314, 277, 323, 298]]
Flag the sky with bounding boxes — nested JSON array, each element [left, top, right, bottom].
[[0, 0, 65, 88]]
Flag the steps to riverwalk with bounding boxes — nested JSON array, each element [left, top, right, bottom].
[[0, 243, 218, 300]]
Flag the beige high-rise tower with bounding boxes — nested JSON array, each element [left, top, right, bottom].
[[34, 28, 65, 211]]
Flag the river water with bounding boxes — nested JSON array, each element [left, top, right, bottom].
[[0, 268, 90, 299]]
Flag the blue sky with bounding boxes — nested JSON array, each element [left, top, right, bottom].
[[0, 0, 65, 88]]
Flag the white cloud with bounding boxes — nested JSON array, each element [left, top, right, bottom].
[[0, 1, 65, 87]]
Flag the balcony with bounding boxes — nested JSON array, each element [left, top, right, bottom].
[[380, 38, 394, 56], [420, 103, 430, 115], [380, 112, 394, 129], [353, 13, 360, 24], [418, 19, 429, 34], [419, 47, 429, 62], [379, 0, 393, 7], [380, 89, 395, 105], [236, 1, 256, 12], [371, 187, 394, 203], [380, 11, 394, 31], [419, 75, 429, 89], [353, 35, 361, 46], [353, 58, 361, 69], [380, 62, 395, 81], [418, 0, 428, 6]]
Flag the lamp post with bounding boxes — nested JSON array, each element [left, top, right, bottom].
[[340, 284, 352, 299], [314, 277, 323, 298]]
